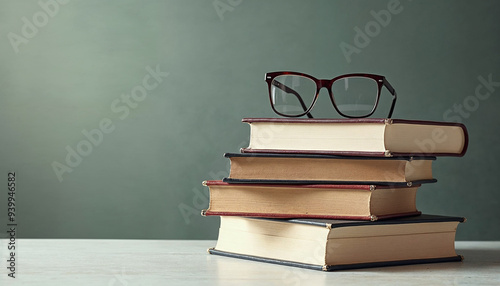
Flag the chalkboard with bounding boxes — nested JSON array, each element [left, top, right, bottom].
[[0, 0, 499, 240]]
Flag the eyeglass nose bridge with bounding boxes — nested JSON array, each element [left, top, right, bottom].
[[312, 79, 356, 117], [311, 79, 335, 102], [312, 79, 337, 106], [316, 79, 332, 90]]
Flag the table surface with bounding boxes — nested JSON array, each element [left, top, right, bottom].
[[1, 240, 499, 285]]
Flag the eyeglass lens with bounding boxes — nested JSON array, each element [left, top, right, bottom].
[[331, 77, 378, 117], [271, 75, 316, 116]]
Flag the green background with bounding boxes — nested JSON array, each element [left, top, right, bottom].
[[0, 0, 499, 240]]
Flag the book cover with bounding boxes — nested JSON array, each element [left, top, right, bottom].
[[202, 181, 422, 221]]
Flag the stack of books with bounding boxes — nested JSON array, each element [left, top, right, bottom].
[[202, 118, 468, 271]]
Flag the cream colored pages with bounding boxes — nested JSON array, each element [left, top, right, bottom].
[[249, 122, 387, 152]]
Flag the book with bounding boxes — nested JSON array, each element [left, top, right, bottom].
[[222, 153, 436, 186], [202, 180, 422, 221], [241, 118, 468, 157], [209, 214, 465, 271]]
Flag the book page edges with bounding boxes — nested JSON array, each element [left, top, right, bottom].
[[241, 148, 388, 157], [247, 122, 387, 153]]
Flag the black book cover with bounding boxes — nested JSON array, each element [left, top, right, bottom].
[[208, 214, 465, 271]]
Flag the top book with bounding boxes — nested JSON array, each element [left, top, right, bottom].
[[241, 118, 468, 157]]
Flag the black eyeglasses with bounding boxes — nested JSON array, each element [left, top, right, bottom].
[[265, 71, 397, 118]]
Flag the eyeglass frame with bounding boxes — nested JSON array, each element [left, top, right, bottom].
[[265, 71, 397, 119]]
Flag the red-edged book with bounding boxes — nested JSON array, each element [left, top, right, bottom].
[[202, 180, 421, 221], [240, 118, 468, 157]]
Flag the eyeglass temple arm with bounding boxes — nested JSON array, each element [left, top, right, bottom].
[[383, 78, 397, 118], [272, 81, 314, 118]]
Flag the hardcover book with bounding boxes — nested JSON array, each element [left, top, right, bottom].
[[241, 118, 468, 157], [209, 214, 465, 271], [223, 152, 436, 186], [202, 180, 421, 221]]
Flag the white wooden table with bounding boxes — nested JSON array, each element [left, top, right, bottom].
[[1, 240, 499, 285]]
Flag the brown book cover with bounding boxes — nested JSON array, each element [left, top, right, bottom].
[[202, 180, 422, 221], [223, 152, 437, 186]]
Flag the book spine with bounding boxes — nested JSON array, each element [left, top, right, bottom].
[[208, 248, 463, 272], [203, 210, 422, 221], [208, 248, 325, 271]]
